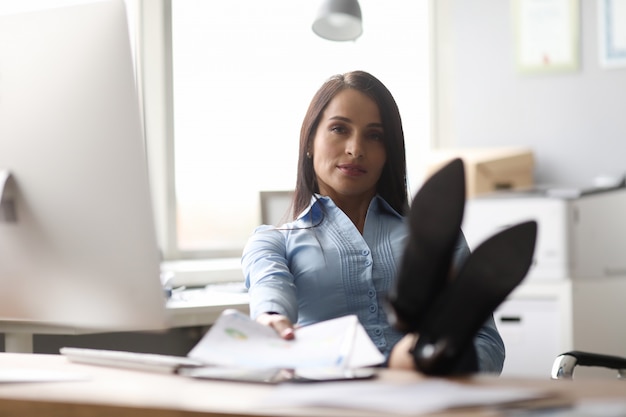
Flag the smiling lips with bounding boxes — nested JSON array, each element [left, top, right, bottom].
[[337, 164, 367, 176]]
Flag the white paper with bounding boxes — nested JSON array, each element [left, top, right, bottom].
[[187, 309, 384, 369], [515, 0, 578, 71], [262, 379, 549, 415]]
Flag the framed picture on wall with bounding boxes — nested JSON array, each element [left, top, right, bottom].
[[599, 0, 626, 68], [512, 0, 580, 74]]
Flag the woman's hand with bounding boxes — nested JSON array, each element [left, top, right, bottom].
[[388, 333, 419, 370], [256, 313, 295, 340]]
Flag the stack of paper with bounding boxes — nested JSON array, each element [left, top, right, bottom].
[[187, 309, 385, 370]]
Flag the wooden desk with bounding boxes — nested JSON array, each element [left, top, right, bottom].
[[0, 353, 624, 417]]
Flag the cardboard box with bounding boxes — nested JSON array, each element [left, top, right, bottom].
[[426, 147, 534, 198]]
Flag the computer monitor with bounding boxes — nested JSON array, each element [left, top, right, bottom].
[[0, 0, 168, 341]]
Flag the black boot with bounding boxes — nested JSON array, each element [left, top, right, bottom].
[[410, 221, 537, 375], [387, 158, 466, 332], [387, 157, 538, 375]]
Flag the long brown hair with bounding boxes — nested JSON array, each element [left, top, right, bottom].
[[292, 70, 408, 219]]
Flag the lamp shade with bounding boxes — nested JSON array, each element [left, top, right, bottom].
[[312, 0, 362, 42]]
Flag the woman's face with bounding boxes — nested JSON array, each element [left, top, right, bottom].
[[311, 88, 386, 203]]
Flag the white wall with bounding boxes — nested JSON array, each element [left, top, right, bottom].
[[435, 0, 626, 189]]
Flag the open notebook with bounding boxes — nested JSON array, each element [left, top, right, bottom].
[[61, 309, 384, 383]]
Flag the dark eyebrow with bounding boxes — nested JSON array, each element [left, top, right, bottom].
[[328, 116, 384, 129], [328, 116, 351, 123]]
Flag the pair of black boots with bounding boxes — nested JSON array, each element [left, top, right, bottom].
[[387, 158, 537, 376]]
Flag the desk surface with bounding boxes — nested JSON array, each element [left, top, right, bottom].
[[0, 353, 625, 417]]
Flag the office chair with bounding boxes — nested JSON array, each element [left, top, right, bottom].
[[551, 350, 626, 380]]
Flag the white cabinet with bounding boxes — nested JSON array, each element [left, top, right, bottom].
[[494, 296, 565, 377], [462, 189, 626, 378]]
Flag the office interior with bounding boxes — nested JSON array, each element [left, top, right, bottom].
[[1, 0, 626, 382], [433, 0, 626, 379]]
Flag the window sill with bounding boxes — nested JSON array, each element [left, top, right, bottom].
[[161, 258, 243, 288]]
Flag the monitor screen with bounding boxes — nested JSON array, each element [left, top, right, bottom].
[[0, 0, 168, 333]]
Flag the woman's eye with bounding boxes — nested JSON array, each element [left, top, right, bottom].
[[330, 125, 347, 134], [369, 132, 384, 141]]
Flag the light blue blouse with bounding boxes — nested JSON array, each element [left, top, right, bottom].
[[241, 195, 505, 373]]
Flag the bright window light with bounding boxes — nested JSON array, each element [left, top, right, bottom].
[[171, 0, 430, 256]]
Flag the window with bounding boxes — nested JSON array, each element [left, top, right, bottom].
[[145, 1, 432, 274]]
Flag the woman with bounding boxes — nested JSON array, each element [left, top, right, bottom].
[[241, 70, 505, 374]]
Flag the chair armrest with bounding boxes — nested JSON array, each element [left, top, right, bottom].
[[551, 350, 626, 380]]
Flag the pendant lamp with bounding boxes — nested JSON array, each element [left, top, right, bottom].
[[312, 0, 363, 42]]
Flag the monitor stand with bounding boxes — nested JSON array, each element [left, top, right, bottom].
[[5, 333, 33, 353], [1, 172, 28, 352], [0, 170, 17, 223]]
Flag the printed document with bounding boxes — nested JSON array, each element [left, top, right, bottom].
[[188, 309, 385, 369]]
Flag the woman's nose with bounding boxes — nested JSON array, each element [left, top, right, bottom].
[[346, 136, 364, 158]]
